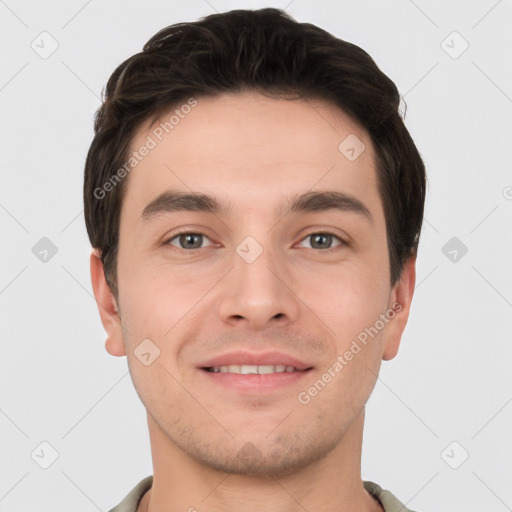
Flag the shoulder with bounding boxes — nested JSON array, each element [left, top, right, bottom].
[[363, 480, 419, 512], [107, 475, 153, 512]]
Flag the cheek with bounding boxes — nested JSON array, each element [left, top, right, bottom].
[[118, 258, 216, 346], [313, 264, 389, 337], [304, 271, 387, 411]]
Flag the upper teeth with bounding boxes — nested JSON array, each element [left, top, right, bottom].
[[209, 365, 298, 374]]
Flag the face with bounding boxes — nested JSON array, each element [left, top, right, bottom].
[[91, 92, 415, 476]]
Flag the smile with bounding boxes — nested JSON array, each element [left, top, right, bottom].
[[204, 364, 307, 374]]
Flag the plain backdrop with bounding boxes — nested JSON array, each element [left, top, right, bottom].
[[1, 1, 511, 511]]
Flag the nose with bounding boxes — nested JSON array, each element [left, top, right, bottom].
[[217, 242, 301, 331]]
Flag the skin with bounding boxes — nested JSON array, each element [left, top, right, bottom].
[[91, 92, 416, 512]]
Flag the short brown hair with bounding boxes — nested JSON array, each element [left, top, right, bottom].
[[84, 7, 426, 299]]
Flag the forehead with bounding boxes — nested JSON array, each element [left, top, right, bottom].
[[121, 92, 381, 222]]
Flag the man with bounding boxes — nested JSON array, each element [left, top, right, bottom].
[[84, 8, 425, 512]]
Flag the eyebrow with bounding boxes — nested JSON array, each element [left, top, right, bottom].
[[140, 190, 372, 223]]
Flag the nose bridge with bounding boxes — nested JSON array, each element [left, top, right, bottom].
[[217, 226, 299, 327], [236, 233, 282, 289]]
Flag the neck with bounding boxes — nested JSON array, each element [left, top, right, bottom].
[[141, 408, 382, 512]]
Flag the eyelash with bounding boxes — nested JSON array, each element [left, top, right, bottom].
[[164, 230, 348, 253]]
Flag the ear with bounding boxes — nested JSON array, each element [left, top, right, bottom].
[[382, 255, 416, 361], [90, 248, 126, 357]]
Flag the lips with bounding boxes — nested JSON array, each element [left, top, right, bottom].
[[197, 351, 313, 393], [198, 351, 313, 372], [206, 364, 301, 374]]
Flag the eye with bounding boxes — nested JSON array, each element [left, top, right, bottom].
[[164, 230, 348, 252], [165, 232, 214, 251], [297, 231, 347, 251]]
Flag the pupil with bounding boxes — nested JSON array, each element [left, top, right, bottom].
[[313, 234, 331, 249], [181, 234, 201, 249]]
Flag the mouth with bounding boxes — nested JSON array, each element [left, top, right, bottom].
[[199, 365, 313, 394], [202, 365, 312, 374], [197, 350, 312, 371], [197, 351, 314, 393]]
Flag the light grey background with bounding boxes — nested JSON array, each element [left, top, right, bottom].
[[1, 0, 511, 511]]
